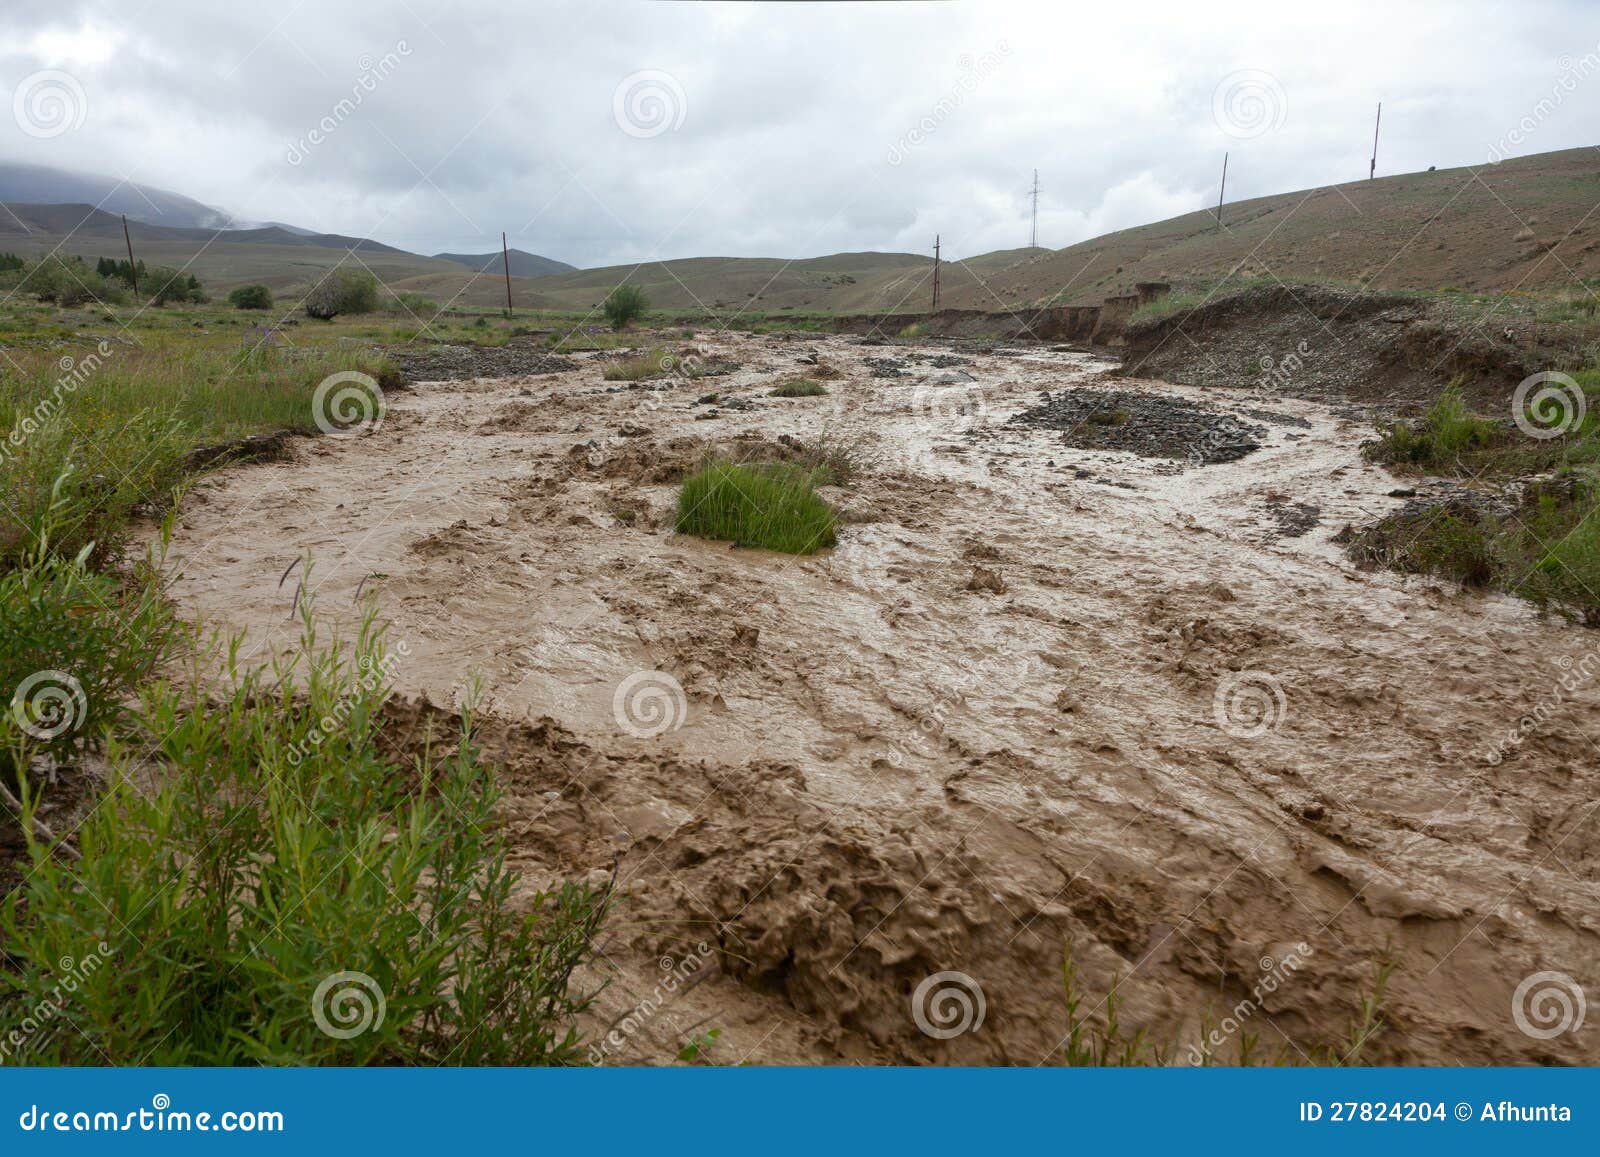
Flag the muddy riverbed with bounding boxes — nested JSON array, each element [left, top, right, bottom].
[[161, 331, 1600, 1065]]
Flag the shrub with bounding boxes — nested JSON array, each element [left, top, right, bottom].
[[896, 322, 929, 339], [392, 291, 439, 318], [1, 543, 175, 781], [771, 378, 827, 398], [0, 603, 608, 1064], [305, 269, 379, 319], [145, 267, 206, 306], [1368, 388, 1501, 471], [603, 284, 649, 330], [228, 283, 274, 310], [676, 461, 837, 554], [603, 350, 669, 381], [21, 257, 124, 308]]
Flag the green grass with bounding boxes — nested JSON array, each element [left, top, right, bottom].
[[676, 461, 837, 554], [770, 377, 827, 398], [896, 322, 929, 339], [602, 349, 669, 381], [1, 582, 608, 1064]]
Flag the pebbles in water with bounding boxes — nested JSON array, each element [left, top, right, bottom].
[[1010, 388, 1266, 465], [396, 343, 577, 380]]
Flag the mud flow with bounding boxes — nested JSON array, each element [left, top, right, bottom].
[[162, 332, 1599, 1065]]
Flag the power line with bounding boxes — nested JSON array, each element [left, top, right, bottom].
[[932, 234, 941, 311], [1369, 101, 1382, 180]]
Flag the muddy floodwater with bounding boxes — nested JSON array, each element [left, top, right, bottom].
[[162, 332, 1600, 1065]]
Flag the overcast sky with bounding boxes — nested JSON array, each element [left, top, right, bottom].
[[2, 0, 1598, 267]]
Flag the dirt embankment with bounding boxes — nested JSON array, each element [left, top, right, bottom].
[[1119, 284, 1556, 408]]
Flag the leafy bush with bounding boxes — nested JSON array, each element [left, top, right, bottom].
[[147, 267, 206, 306], [0, 603, 608, 1064], [304, 269, 379, 320], [0, 543, 175, 780], [677, 460, 837, 554], [21, 257, 125, 308], [603, 350, 668, 381], [228, 283, 274, 310], [603, 284, 649, 330], [771, 378, 827, 397], [1368, 388, 1502, 472]]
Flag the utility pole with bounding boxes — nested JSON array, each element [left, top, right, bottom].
[[121, 214, 139, 302], [501, 231, 514, 315], [1369, 102, 1382, 180], [1216, 152, 1228, 229], [932, 234, 941, 312], [1029, 169, 1040, 248]]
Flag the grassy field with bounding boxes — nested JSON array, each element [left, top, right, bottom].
[[0, 293, 625, 1064]]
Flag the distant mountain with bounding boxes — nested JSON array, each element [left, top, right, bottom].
[[434, 249, 576, 278], [0, 161, 232, 229], [0, 203, 411, 255]]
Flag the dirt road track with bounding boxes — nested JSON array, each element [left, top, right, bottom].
[[161, 333, 1600, 1064]]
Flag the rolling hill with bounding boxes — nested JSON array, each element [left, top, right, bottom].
[[0, 161, 232, 229], [434, 249, 575, 279], [3, 147, 1596, 314]]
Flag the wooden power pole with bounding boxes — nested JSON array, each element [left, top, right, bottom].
[[932, 234, 941, 312], [121, 214, 140, 302], [1029, 170, 1039, 248], [1369, 102, 1382, 180], [501, 231, 514, 315], [1216, 153, 1228, 229]]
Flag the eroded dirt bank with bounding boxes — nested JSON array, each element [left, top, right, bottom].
[[160, 332, 1599, 1065]]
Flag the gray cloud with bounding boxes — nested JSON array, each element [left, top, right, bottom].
[[3, 0, 1598, 266]]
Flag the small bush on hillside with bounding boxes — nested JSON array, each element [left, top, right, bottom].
[[148, 267, 206, 306], [676, 461, 837, 554], [305, 269, 380, 319], [228, 283, 274, 310], [22, 257, 125, 308], [897, 322, 929, 340], [603, 284, 649, 330], [1368, 388, 1502, 471], [771, 378, 827, 397]]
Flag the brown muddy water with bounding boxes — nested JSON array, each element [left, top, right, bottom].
[[160, 332, 1599, 1065]]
